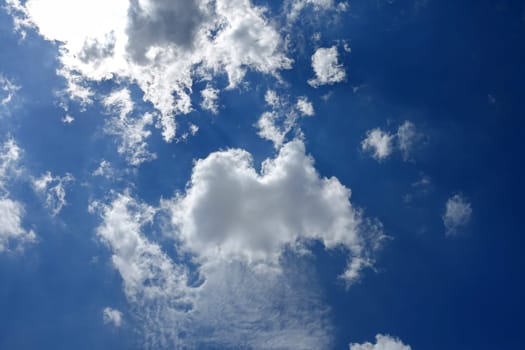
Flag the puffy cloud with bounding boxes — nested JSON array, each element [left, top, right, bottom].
[[362, 121, 423, 162], [308, 46, 346, 87], [102, 307, 123, 327], [103, 89, 156, 166], [296, 96, 315, 116], [443, 194, 472, 236], [32, 171, 75, 216], [256, 91, 314, 148], [7, 0, 292, 141], [361, 128, 394, 161], [349, 334, 412, 350], [200, 85, 219, 114], [165, 139, 382, 282], [0, 139, 35, 252]]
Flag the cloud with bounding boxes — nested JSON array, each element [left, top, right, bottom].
[[0, 138, 35, 252], [362, 121, 423, 162], [349, 334, 412, 350], [103, 89, 156, 166], [164, 139, 382, 283], [7, 0, 292, 142], [93, 193, 191, 304], [396, 120, 421, 161], [256, 91, 314, 148], [93, 192, 333, 349], [103, 307, 123, 327], [296, 96, 315, 116], [0, 74, 20, 107], [286, 0, 348, 23], [93, 160, 115, 178], [200, 85, 219, 115], [308, 46, 346, 87], [443, 194, 472, 236], [361, 128, 394, 161], [0, 198, 36, 252], [61, 114, 75, 124], [32, 171, 75, 216]]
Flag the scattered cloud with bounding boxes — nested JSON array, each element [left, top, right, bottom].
[[308, 46, 346, 87], [256, 91, 314, 148], [200, 85, 220, 115], [349, 334, 412, 350], [0, 74, 20, 107], [62, 114, 75, 124], [396, 120, 422, 161], [0, 198, 36, 252], [296, 96, 315, 116], [103, 89, 156, 166], [443, 194, 472, 236], [362, 128, 394, 161], [32, 171, 75, 216], [7, 0, 292, 142], [92, 160, 115, 179], [102, 307, 123, 327], [362, 121, 423, 162], [0, 138, 35, 252]]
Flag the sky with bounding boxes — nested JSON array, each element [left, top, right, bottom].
[[0, 0, 524, 349]]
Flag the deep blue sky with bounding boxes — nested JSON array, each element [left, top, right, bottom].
[[1, 1, 524, 349]]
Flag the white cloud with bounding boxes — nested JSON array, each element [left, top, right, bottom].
[[7, 0, 292, 142], [361, 128, 394, 161], [308, 46, 346, 87], [94, 193, 335, 349], [32, 171, 75, 216], [200, 85, 219, 115], [296, 96, 315, 116], [286, 0, 348, 23], [363, 121, 423, 162], [349, 334, 412, 350], [93, 193, 191, 304], [102, 307, 123, 327], [0, 198, 36, 252], [103, 88, 156, 166], [0, 138, 35, 252], [396, 120, 420, 161], [443, 194, 472, 236], [93, 160, 114, 178], [256, 92, 314, 148], [165, 139, 382, 283], [0, 74, 20, 106], [62, 114, 74, 124]]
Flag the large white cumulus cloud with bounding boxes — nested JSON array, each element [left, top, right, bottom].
[[165, 139, 382, 282], [7, 0, 292, 141]]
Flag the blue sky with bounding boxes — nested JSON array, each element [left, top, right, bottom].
[[0, 0, 524, 349]]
